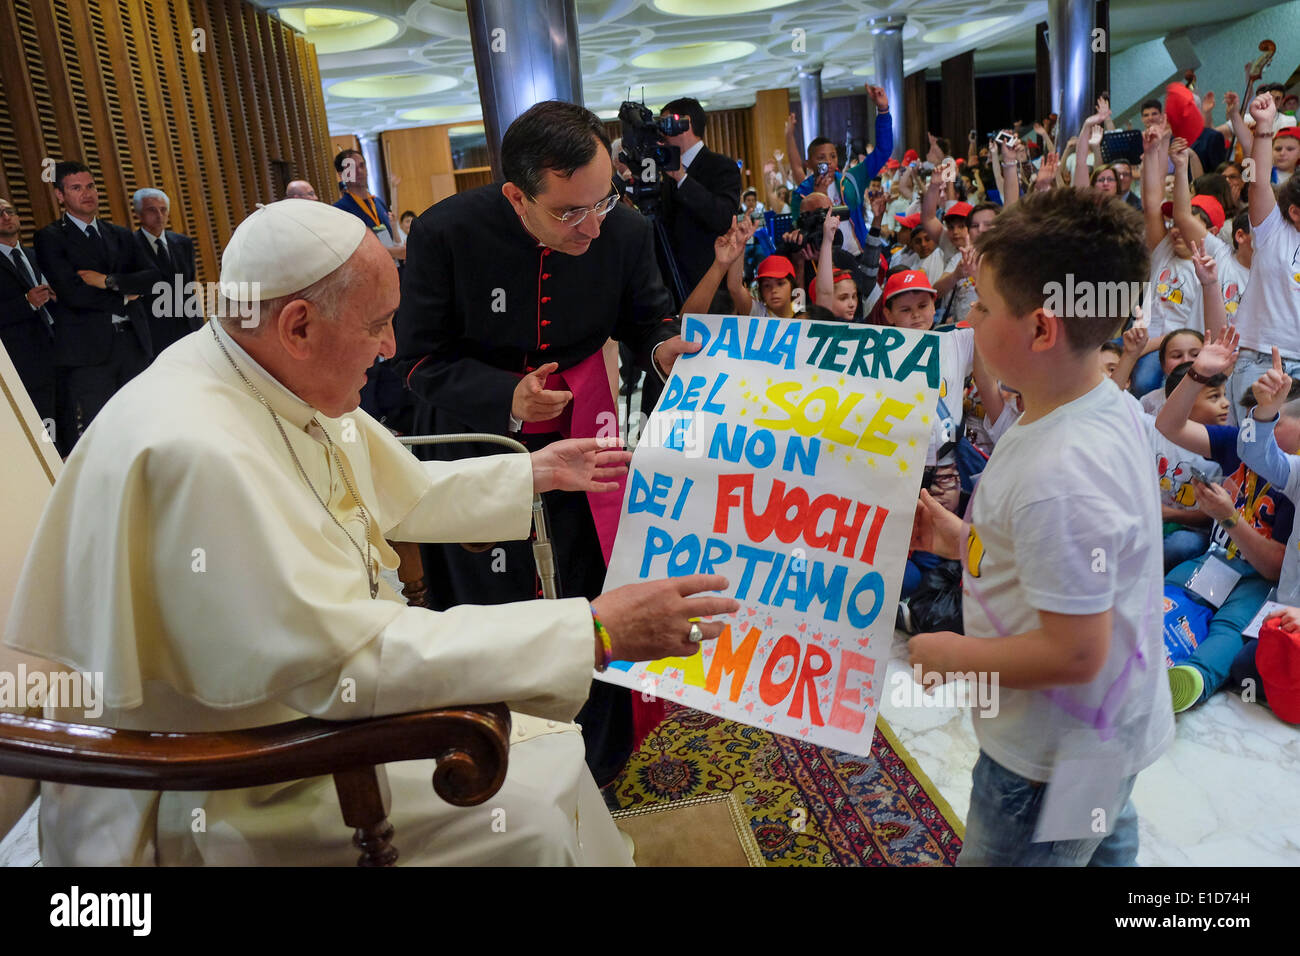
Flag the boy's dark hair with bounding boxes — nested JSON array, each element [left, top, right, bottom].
[[969, 201, 1000, 219], [935, 137, 951, 157], [1232, 209, 1251, 248], [1099, 341, 1123, 357], [502, 100, 610, 200], [805, 303, 840, 324], [742, 187, 757, 199], [1158, 327, 1204, 366], [400, 209, 416, 221], [1140, 99, 1163, 113], [1166, 361, 1225, 396], [807, 137, 836, 160], [53, 161, 91, 192], [1277, 177, 1300, 226], [1240, 378, 1300, 409], [333, 148, 362, 175], [975, 189, 1148, 351], [662, 97, 706, 138], [1259, 82, 1287, 95], [1191, 206, 1213, 230]]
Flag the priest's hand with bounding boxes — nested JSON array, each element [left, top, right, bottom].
[[653, 335, 702, 377], [591, 574, 741, 663], [531, 437, 632, 494], [512, 361, 573, 422]]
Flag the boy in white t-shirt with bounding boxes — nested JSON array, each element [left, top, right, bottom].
[[1229, 94, 1300, 415], [909, 188, 1173, 865]]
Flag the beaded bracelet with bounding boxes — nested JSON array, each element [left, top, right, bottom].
[[591, 606, 613, 672]]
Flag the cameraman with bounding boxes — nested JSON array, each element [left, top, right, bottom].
[[789, 84, 893, 253], [658, 97, 742, 311]]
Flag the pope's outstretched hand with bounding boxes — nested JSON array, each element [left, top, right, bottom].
[[531, 437, 632, 494]]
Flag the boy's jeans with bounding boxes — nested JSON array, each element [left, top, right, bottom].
[[958, 752, 1140, 866]]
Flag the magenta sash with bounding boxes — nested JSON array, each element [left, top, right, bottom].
[[521, 349, 624, 564]]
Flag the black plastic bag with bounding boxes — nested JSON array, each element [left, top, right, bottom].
[[905, 559, 964, 635]]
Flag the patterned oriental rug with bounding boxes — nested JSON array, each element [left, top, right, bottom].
[[605, 703, 964, 866]]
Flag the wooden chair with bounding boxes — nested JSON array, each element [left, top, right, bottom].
[[0, 538, 509, 867]]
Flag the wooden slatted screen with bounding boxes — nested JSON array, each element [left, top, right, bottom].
[[0, 0, 336, 284]]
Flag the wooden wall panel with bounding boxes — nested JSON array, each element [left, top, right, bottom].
[[0, 0, 337, 283], [379, 126, 455, 215]]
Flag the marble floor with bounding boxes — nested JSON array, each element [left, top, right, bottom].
[[878, 628, 1300, 866], [5, 624, 1297, 866]]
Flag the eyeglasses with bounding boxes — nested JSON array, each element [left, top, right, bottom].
[[532, 189, 619, 227], [927, 472, 961, 490]]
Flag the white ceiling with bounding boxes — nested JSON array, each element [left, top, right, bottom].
[[252, 0, 1285, 136]]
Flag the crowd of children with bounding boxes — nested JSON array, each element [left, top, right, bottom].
[[681, 82, 1300, 866]]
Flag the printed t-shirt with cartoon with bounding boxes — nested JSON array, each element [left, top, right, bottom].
[[1181, 424, 1296, 582], [1217, 250, 1250, 324], [1145, 232, 1233, 341], [927, 325, 975, 467], [1144, 414, 1221, 519], [962, 379, 1174, 781], [1232, 207, 1300, 357], [1237, 415, 1300, 603], [939, 251, 977, 325]]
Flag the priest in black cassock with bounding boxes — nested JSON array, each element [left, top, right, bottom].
[[393, 101, 697, 785]]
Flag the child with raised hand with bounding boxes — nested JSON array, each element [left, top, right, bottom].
[[908, 188, 1172, 865], [1139, 329, 1203, 413], [1227, 93, 1300, 414], [1155, 328, 1293, 711]]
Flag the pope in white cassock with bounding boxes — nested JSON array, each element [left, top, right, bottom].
[[3, 200, 737, 866]]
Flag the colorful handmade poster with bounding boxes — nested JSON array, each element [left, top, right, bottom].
[[598, 313, 939, 756]]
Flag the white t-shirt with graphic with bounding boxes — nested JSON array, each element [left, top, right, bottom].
[[926, 326, 975, 467], [1233, 206, 1300, 357], [1144, 414, 1222, 514], [1145, 232, 1228, 340], [962, 379, 1175, 781], [1217, 249, 1251, 323]]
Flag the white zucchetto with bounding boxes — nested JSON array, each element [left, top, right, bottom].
[[220, 199, 366, 301]]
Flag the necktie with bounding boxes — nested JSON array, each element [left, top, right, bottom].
[[153, 235, 172, 274], [10, 248, 54, 336]]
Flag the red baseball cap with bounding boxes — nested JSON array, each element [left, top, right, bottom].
[[1258, 619, 1300, 723], [1165, 82, 1205, 145], [943, 201, 974, 220], [885, 157, 901, 169], [883, 269, 938, 302], [756, 254, 795, 280], [1159, 195, 1225, 231], [902, 149, 920, 164], [1275, 127, 1300, 143], [894, 212, 921, 229]]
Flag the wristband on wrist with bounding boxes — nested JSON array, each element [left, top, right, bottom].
[[1185, 366, 1217, 385], [1220, 513, 1239, 529], [591, 605, 613, 672]]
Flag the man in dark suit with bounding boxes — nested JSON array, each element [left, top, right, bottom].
[[0, 197, 57, 427], [34, 162, 157, 452], [133, 187, 199, 356], [658, 97, 742, 310]]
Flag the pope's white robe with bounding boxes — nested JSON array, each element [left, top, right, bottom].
[[3, 323, 631, 866]]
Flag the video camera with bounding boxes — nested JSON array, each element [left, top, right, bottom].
[[618, 100, 685, 192], [775, 203, 850, 259]]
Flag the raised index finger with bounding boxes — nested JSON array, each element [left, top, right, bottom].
[[1273, 346, 1283, 373]]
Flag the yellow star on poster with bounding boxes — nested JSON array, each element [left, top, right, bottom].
[[739, 408, 747, 416], [838, 376, 846, 386], [762, 405, 768, 413], [765, 377, 772, 385], [812, 374, 818, 382], [844, 454, 853, 463], [828, 444, 836, 454], [739, 379, 748, 388], [921, 415, 930, 424], [875, 390, 883, 401], [898, 459, 909, 473], [855, 413, 864, 423], [868, 458, 878, 469], [915, 391, 926, 403], [908, 438, 917, 447]]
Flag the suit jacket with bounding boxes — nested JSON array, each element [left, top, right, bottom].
[[0, 242, 56, 420], [136, 228, 200, 354], [34, 215, 157, 367], [660, 144, 742, 298]]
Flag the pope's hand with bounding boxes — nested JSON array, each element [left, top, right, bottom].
[[590, 574, 740, 664], [531, 437, 631, 494], [910, 489, 965, 560], [512, 362, 572, 423], [654, 334, 701, 377]]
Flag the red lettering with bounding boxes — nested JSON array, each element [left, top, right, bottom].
[[713, 474, 749, 534], [759, 634, 801, 706], [858, 506, 889, 564], [788, 643, 833, 726], [829, 650, 876, 732], [705, 625, 760, 702], [806, 494, 841, 548], [828, 501, 869, 559]]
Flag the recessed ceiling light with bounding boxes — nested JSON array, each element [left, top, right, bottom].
[[652, 0, 798, 15], [278, 7, 401, 54], [448, 123, 485, 136], [631, 41, 757, 69], [922, 17, 1009, 44], [399, 104, 483, 123], [328, 74, 458, 99]]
